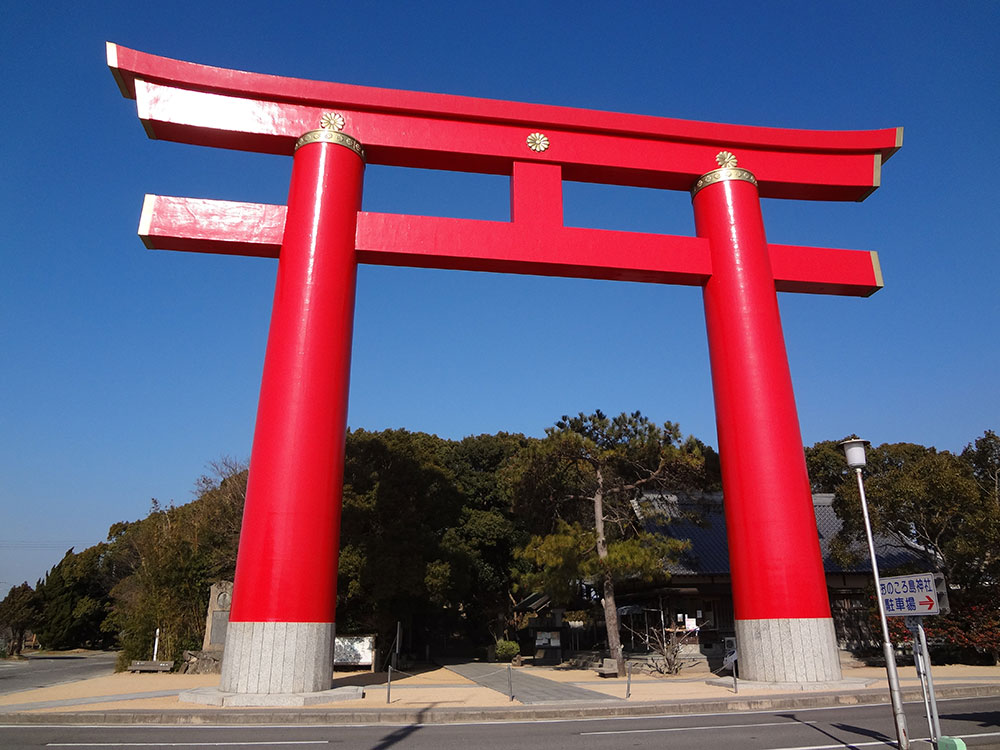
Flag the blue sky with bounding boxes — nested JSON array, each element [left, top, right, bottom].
[[2, 1, 997, 590]]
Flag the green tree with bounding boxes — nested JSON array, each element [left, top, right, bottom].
[[504, 411, 708, 676], [829, 441, 995, 588], [337, 429, 470, 652], [0, 583, 39, 656], [962, 429, 1000, 512], [106, 459, 248, 668], [442, 433, 529, 641], [108, 501, 211, 667], [33, 545, 117, 650], [804, 437, 858, 492]]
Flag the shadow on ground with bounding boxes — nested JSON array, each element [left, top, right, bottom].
[[332, 667, 445, 688], [371, 705, 434, 749], [776, 712, 893, 747], [938, 710, 1000, 728]]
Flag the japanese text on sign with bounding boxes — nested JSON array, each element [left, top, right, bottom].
[[880, 573, 939, 617]]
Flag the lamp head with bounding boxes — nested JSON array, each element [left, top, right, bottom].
[[839, 438, 871, 469]]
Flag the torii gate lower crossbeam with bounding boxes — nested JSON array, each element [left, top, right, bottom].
[[109, 43, 900, 695]]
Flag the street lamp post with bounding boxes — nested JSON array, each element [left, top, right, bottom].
[[840, 438, 909, 750]]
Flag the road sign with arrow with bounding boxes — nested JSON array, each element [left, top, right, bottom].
[[880, 572, 940, 617]]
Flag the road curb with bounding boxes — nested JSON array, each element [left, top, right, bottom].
[[2, 683, 998, 726]]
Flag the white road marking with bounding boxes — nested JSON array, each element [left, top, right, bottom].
[[761, 730, 1000, 750], [47, 742, 328, 748], [582, 719, 819, 735], [760, 741, 900, 749]]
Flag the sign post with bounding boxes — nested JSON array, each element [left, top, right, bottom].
[[885, 574, 964, 750], [905, 615, 943, 747]]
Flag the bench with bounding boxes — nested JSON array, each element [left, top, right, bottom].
[[595, 658, 619, 677], [128, 660, 175, 672]]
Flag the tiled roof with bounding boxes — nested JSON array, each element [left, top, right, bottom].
[[638, 492, 925, 576]]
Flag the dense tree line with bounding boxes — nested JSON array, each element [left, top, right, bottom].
[[2, 419, 996, 667]]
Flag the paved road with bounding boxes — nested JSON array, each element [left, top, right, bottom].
[[1, 695, 997, 749], [0, 652, 117, 695]]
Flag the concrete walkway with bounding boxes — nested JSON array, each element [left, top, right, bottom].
[[0, 690, 183, 712], [443, 661, 618, 704], [0, 659, 997, 725]]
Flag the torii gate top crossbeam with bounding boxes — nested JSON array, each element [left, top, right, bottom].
[[108, 43, 900, 202], [112, 43, 894, 297]]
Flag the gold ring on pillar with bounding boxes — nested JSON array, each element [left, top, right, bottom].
[[690, 166, 757, 198], [295, 129, 366, 161], [690, 151, 757, 198]]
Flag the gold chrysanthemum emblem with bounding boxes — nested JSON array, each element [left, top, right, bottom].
[[716, 151, 738, 168], [526, 132, 550, 152], [321, 112, 346, 131]]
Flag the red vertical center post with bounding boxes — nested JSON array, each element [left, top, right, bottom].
[[221, 125, 365, 695], [692, 156, 841, 683]]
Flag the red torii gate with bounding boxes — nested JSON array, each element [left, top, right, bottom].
[[109, 42, 899, 695]]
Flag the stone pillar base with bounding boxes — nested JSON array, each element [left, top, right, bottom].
[[735, 617, 842, 683], [181, 684, 362, 707], [220, 621, 334, 694]]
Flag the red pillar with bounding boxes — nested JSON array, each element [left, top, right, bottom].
[[693, 156, 841, 682], [221, 126, 364, 694]]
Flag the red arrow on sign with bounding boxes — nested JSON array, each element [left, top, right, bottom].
[[919, 596, 935, 609]]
